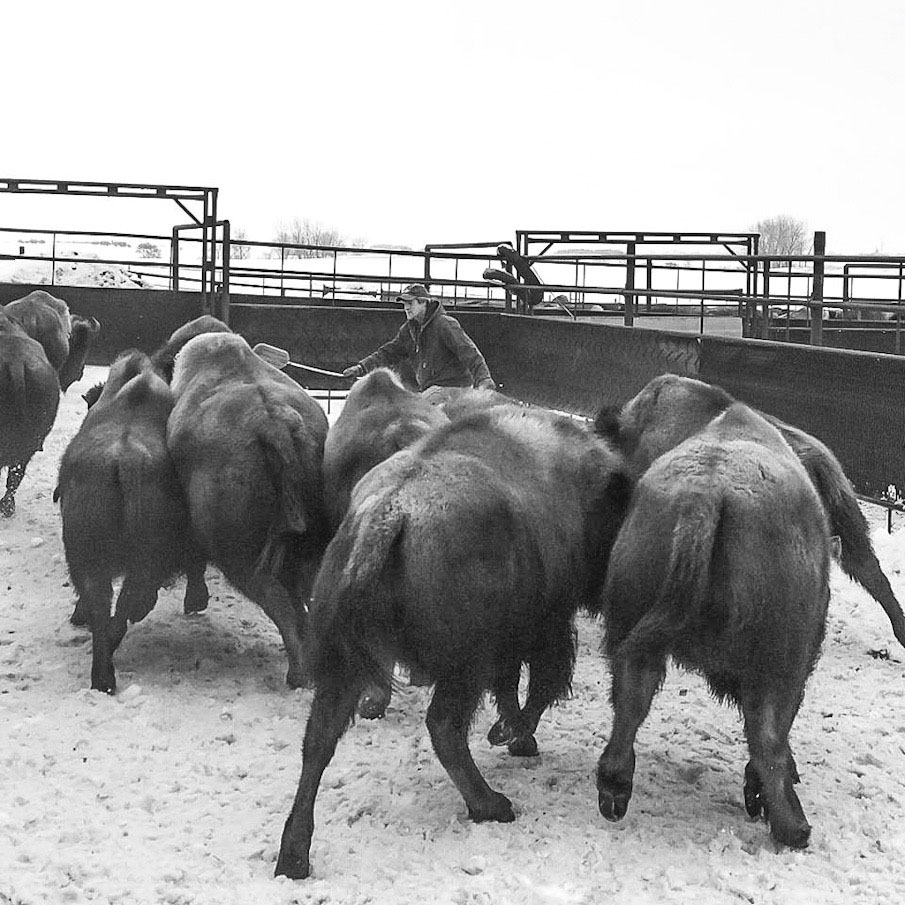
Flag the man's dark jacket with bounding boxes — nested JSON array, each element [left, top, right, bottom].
[[357, 300, 493, 391]]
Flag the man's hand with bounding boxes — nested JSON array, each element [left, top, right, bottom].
[[342, 365, 364, 379]]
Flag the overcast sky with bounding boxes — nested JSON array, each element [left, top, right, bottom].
[[2, 0, 903, 253]]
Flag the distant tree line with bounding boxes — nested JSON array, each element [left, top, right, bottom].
[[226, 220, 364, 261], [273, 217, 363, 258]]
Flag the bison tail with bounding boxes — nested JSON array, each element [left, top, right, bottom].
[[118, 454, 181, 560], [2, 358, 28, 416], [255, 421, 326, 577], [799, 448, 869, 573], [621, 496, 721, 658], [802, 444, 905, 645], [308, 496, 405, 689]]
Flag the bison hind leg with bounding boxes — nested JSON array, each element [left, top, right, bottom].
[[0, 461, 28, 517], [276, 668, 370, 880], [427, 678, 515, 823], [487, 657, 525, 748], [596, 648, 667, 822], [240, 572, 310, 688], [509, 613, 578, 757], [740, 691, 811, 849], [80, 576, 122, 694]]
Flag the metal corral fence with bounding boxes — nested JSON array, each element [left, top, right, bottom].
[[3, 224, 905, 352]]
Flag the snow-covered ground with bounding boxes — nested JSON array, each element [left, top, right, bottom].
[[1, 366, 904, 905]]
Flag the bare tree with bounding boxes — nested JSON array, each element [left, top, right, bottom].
[[231, 227, 251, 260], [751, 215, 812, 258], [136, 241, 162, 259]]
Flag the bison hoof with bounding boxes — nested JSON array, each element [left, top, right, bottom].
[[507, 734, 539, 758], [771, 819, 811, 850], [91, 676, 116, 695], [274, 851, 311, 880], [357, 687, 391, 720], [487, 718, 517, 747], [597, 779, 632, 822], [468, 792, 515, 823]]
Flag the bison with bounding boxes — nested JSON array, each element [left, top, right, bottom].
[[0, 311, 61, 517], [597, 373, 905, 650], [322, 367, 449, 718], [595, 401, 830, 849], [55, 350, 208, 693], [68, 315, 230, 627], [275, 403, 631, 879], [4, 290, 100, 391], [167, 332, 330, 688], [1, 292, 99, 517]]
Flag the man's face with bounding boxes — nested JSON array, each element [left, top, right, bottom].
[[403, 298, 428, 323]]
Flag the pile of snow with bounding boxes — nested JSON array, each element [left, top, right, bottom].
[[0, 245, 148, 289]]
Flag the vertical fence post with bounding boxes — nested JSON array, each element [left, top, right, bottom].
[[623, 243, 635, 326], [761, 259, 771, 339], [220, 220, 231, 326], [896, 264, 903, 355], [171, 226, 179, 290], [51, 232, 57, 287], [810, 231, 826, 346], [699, 259, 706, 334]]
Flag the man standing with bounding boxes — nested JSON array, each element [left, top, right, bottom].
[[342, 283, 495, 402]]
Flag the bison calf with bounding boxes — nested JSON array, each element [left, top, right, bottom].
[[276, 403, 631, 879], [595, 402, 830, 849]]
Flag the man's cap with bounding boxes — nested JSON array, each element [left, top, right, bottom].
[[396, 283, 432, 303]]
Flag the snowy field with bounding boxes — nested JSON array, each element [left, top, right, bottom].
[[1, 366, 905, 905]]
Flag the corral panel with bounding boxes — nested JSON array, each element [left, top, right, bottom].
[[701, 335, 905, 501]]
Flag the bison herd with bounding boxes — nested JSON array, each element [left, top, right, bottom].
[[2, 303, 904, 880]]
